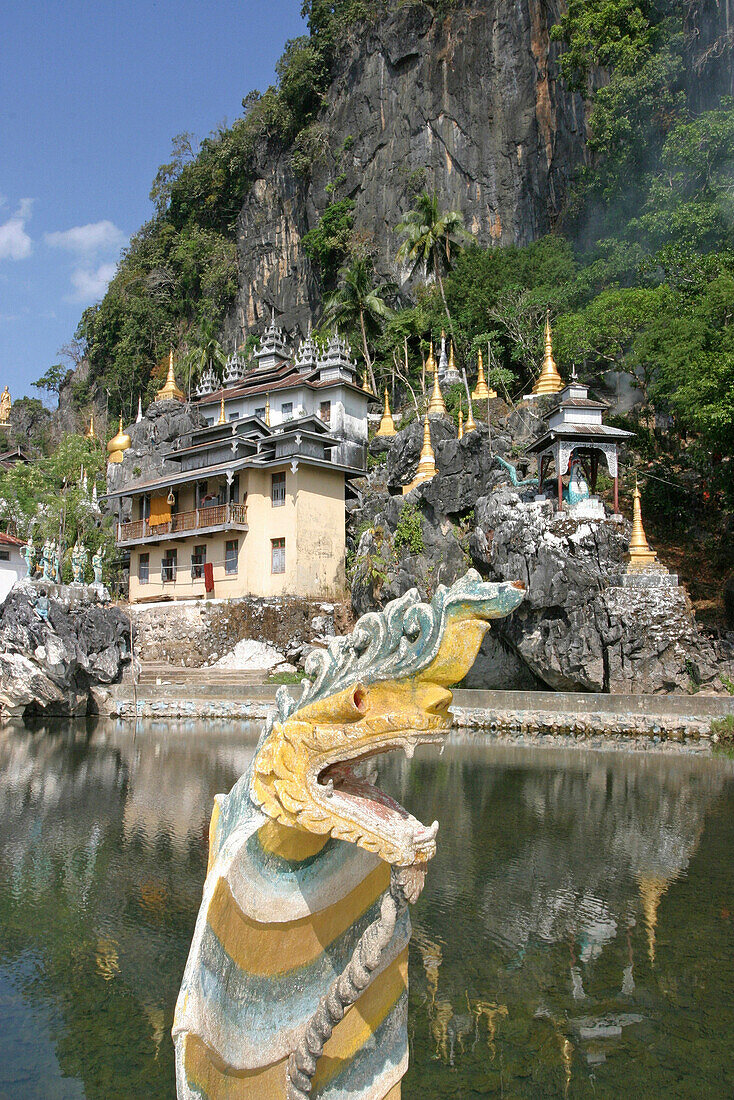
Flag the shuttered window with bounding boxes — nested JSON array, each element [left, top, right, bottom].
[[271, 538, 285, 574]]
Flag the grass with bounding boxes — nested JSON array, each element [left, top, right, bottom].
[[268, 670, 304, 684], [711, 714, 734, 756]]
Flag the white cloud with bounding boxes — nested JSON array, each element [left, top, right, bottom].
[[68, 262, 117, 302], [0, 199, 33, 261], [45, 219, 126, 256]]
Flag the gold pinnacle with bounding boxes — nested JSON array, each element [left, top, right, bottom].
[[362, 371, 372, 394], [531, 310, 564, 395], [425, 341, 436, 376], [427, 366, 446, 416], [458, 404, 464, 440], [84, 411, 97, 440], [156, 348, 185, 402], [376, 388, 396, 437], [627, 477, 659, 571], [217, 391, 226, 424], [465, 400, 477, 433], [472, 349, 490, 402], [403, 412, 437, 493], [449, 341, 458, 376], [265, 392, 271, 427]]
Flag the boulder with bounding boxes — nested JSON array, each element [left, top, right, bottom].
[[0, 580, 131, 717]]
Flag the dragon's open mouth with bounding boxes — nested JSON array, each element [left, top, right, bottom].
[[312, 709, 449, 863]]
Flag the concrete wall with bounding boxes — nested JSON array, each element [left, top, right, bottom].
[[0, 550, 24, 603]]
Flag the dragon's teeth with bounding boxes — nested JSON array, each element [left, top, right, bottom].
[[325, 779, 334, 798], [404, 742, 415, 759]]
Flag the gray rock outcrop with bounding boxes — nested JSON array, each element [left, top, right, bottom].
[[0, 581, 131, 716]]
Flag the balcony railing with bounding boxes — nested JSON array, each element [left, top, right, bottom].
[[117, 502, 248, 544]]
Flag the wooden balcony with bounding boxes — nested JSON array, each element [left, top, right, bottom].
[[117, 503, 248, 547]]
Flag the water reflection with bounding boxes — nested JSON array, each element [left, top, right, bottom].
[[0, 723, 732, 1098]]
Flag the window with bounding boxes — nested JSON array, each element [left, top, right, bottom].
[[225, 539, 238, 575], [228, 411, 240, 421], [205, 417, 214, 427], [271, 537, 285, 574], [161, 550, 177, 583], [320, 401, 331, 424], [138, 553, 149, 585], [0, 550, 9, 562], [271, 472, 286, 507], [281, 402, 293, 421], [191, 545, 206, 580], [255, 406, 266, 420]]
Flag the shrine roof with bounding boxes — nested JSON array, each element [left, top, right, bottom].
[[526, 423, 634, 453]]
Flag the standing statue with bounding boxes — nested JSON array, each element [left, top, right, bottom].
[[41, 541, 55, 583], [92, 547, 104, 585], [0, 386, 11, 425], [173, 570, 525, 1099], [71, 541, 88, 584], [21, 537, 36, 578]]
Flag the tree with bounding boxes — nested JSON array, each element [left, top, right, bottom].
[[34, 363, 69, 398], [322, 258, 397, 392], [184, 319, 228, 398], [396, 191, 469, 323]]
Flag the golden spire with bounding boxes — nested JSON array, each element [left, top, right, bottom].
[[403, 412, 437, 493], [465, 399, 477, 433], [217, 391, 226, 425], [376, 388, 396, 437], [531, 311, 564, 395], [427, 366, 446, 416], [265, 392, 271, 427], [362, 371, 373, 394], [84, 411, 97, 440], [425, 341, 436, 376], [107, 415, 131, 464], [458, 403, 464, 440], [627, 477, 660, 571], [472, 349, 497, 401], [449, 341, 458, 377], [156, 348, 185, 402]]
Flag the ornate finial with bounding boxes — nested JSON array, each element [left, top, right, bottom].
[[156, 348, 185, 402], [472, 349, 490, 402], [570, 362, 579, 383], [458, 402, 464, 440], [217, 391, 226, 425], [425, 341, 436, 376], [427, 366, 446, 417], [84, 411, 97, 440], [107, 415, 131, 464], [627, 477, 660, 572], [265, 393, 271, 427], [449, 341, 456, 375], [362, 371, 373, 394], [376, 388, 396, 437], [531, 310, 563, 395], [403, 412, 437, 493]]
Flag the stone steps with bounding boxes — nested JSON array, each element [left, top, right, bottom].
[[137, 664, 272, 685]]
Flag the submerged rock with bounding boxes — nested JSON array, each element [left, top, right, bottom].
[[0, 580, 131, 717]]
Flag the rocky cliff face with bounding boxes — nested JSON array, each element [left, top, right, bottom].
[[228, 0, 586, 337]]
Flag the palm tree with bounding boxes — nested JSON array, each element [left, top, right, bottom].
[[322, 258, 398, 394], [185, 320, 227, 398], [396, 192, 469, 323]]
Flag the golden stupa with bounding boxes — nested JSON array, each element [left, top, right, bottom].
[[457, 404, 464, 440], [403, 413, 437, 494], [107, 416, 131, 464], [425, 341, 436, 376], [531, 311, 564, 395], [156, 349, 185, 402], [427, 367, 446, 416], [362, 371, 373, 395], [464, 400, 477, 433], [217, 392, 226, 425], [84, 411, 97, 440], [627, 478, 662, 572], [376, 389, 396, 437], [472, 350, 496, 401]]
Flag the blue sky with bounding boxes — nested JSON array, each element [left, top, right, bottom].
[[0, 0, 306, 402]]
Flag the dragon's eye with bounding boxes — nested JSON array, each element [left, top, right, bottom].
[[353, 686, 367, 713]]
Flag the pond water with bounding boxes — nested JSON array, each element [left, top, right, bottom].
[[0, 719, 732, 1099]]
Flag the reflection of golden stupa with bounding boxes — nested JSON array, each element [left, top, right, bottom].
[[627, 478, 662, 572], [427, 367, 446, 416], [107, 416, 131, 464], [472, 1000, 509, 1060], [532, 311, 564, 395], [403, 413, 437, 493], [376, 388, 396, 437], [156, 349, 185, 402], [638, 873, 670, 966], [217, 391, 226, 425], [95, 936, 120, 982], [84, 411, 97, 440], [472, 350, 496, 401]]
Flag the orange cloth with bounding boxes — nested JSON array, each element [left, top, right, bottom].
[[149, 494, 171, 527]]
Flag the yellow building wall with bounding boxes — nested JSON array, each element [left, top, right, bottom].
[[126, 464, 345, 603]]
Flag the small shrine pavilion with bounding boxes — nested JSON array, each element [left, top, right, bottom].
[[526, 368, 633, 513]]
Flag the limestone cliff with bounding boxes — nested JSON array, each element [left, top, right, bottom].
[[226, 0, 587, 338]]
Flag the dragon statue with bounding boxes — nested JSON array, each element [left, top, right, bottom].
[[173, 570, 524, 1099]]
